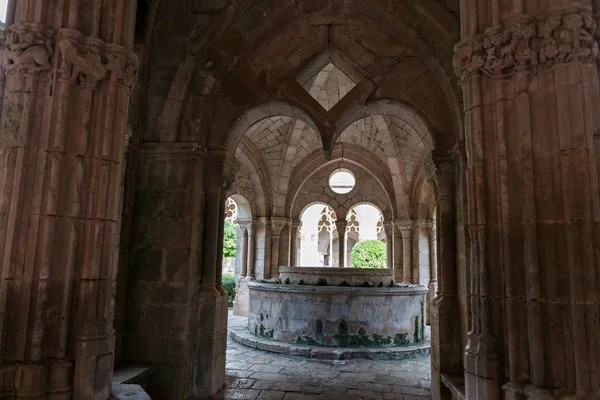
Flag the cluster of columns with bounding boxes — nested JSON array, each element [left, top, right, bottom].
[[450, 1, 600, 398], [0, 1, 138, 398]]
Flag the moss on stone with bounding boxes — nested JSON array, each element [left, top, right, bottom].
[[414, 316, 420, 343], [373, 334, 392, 346], [394, 333, 410, 346], [295, 335, 318, 345]]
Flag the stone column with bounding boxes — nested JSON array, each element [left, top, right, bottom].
[[196, 150, 238, 396], [290, 220, 301, 266], [383, 221, 394, 269], [412, 220, 432, 286], [239, 225, 249, 278], [428, 153, 461, 400], [427, 222, 438, 325], [246, 221, 257, 279], [257, 217, 271, 279], [0, 3, 138, 398], [201, 153, 227, 296], [335, 220, 348, 267], [233, 220, 251, 317], [270, 218, 287, 277], [393, 228, 403, 282], [454, 3, 600, 398], [396, 221, 413, 283]]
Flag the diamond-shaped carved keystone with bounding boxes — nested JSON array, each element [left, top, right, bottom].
[[296, 49, 362, 112], [302, 63, 356, 111]]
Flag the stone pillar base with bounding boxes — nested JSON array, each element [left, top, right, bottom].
[[193, 293, 228, 398], [233, 278, 250, 317]]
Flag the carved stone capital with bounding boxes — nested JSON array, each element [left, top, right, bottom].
[[271, 217, 288, 235], [105, 43, 139, 90], [2, 22, 54, 74], [57, 29, 106, 87], [57, 28, 139, 90], [413, 219, 433, 229], [454, 6, 598, 81], [395, 219, 413, 235], [335, 219, 348, 231]]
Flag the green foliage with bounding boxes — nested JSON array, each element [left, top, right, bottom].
[[223, 220, 237, 258], [351, 240, 387, 269], [221, 273, 236, 307]]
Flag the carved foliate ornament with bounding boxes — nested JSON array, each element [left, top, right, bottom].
[[2, 22, 54, 74], [105, 43, 139, 90], [56, 28, 139, 90], [538, 11, 598, 65], [57, 29, 107, 87], [454, 8, 599, 81]]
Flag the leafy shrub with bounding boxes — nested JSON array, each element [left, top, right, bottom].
[[351, 240, 386, 269], [221, 273, 236, 307], [223, 220, 237, 258]]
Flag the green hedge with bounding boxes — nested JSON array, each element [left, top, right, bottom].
[[222, 273, 236, 307], [351, 240, 386, 269]]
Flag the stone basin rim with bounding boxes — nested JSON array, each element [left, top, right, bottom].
[[279, 266, 394, 275], [248, 281, 428, 295]]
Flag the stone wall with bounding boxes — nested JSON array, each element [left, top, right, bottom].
[[122, 143, 212, 398]]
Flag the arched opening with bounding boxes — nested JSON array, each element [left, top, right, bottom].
[[221, 195, 254, 317], [346, 203, 388, 269], [298, 203, 338, 267]]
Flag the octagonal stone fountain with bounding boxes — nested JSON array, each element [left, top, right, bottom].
[[244, 267, 428, 352]]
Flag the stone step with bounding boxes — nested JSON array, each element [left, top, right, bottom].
[[112, 363, 156, 386], [229, 322, 431, 361]]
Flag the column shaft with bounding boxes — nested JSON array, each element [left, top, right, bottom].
[[240, 228, 249, 278], [383, 222, 394, 270], [397, 222, 413, 283], [454, 4, 600, 398], [335, 220, 348, 267], [247, 222, 256, 279], [290, 221, 301, 266], [0, 4, 138, 397], [270, 218, 287, 277]]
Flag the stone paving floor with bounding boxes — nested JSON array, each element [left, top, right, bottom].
[[211, 314, 432, 400]]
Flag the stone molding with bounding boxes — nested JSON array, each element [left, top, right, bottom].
[[56, 28, 138, 90], [2, 22, 54, 74], [453, 6, 598, 80]]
